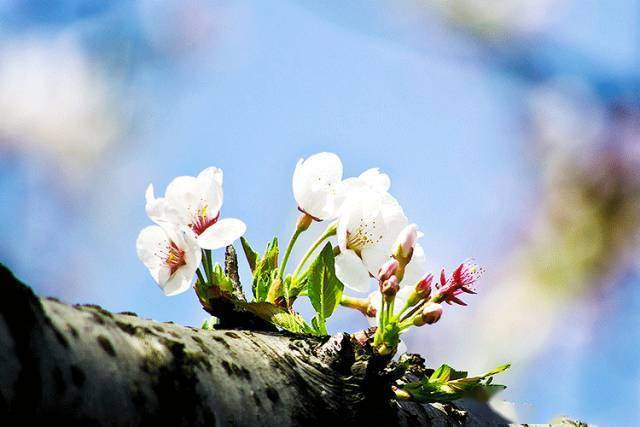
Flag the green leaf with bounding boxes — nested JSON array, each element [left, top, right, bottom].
[[200, 316, 219, 330], [429, 364, 453, 383], [211, 263, 235, 293], [240, 236, 260, 272], [282, 275, 292, 304], [311, 314, 328, 336], [307, 243, 344, 332], [287, 275, 308, 301], [479, 364, 511, 378], [252, 238, 279, 301], [272, 312, 308, 334], [401, 363, 510, 403], [236, 301, 317, 335]]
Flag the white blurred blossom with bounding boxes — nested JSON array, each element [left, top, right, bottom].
[[0, 36, 120, 182]]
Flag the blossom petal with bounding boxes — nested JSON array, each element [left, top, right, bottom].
[[145, 184, 182, 225], [163, 175, 203, 224], [337, 190, 385, 250], [197, 217, 246, 249], [335, 249, 371, 293], [136, 225, 172, 286], [144, 184, 164, 222], [197, 167, 224, 215], [361, 245, 391, 278], [162, 263, 197, 296], [292, 152, 343, 220], [198, 166, 223, 187], [137, 225, 201, 296], [358, 168, 391, 193], [402, 243, 427, 287], [341, 168, 390, 200]]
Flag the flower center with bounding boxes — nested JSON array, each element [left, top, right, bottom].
[[346, 220, 383, 253], [165, 242, 186, 275], [190, 205, 220, 236]]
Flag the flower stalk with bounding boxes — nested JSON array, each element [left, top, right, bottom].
[[291, 222, 337, 281]]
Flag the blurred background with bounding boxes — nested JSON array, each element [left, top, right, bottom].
[[1, 0, 638, 424]]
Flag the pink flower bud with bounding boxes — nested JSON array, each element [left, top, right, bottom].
[[366, 304, 377, 318], [394, 224, 418, 260], [416, 273, 433, 298], [421, 302, 443, 324], [378, 258, 399, 281], [380, 276, 399, 299], [413, 302, 443, 326]]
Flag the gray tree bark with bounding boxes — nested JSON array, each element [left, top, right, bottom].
[[0, 264, 510, 426]]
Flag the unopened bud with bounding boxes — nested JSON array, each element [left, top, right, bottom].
[[413, 302, 443, 326], [366, 303, 377, 318], [406, 274, 434, 307], [296, 212, 313, 232], [380, 276, 399, 300], [394, 224, 418, 261], [416, 274, 433, 298], [378, 258, 399, 281]]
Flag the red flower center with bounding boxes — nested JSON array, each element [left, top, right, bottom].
[[165, 242, 186, 275], [191, 209, 220, 236]]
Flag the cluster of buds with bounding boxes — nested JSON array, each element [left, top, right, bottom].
[[433, 260, 484, 306]]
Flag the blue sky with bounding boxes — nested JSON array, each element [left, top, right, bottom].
[[1, 0, 639, 424]]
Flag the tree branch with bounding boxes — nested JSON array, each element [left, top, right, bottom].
[[0, 264, 510, 425]]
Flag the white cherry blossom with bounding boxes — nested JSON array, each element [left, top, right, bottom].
[[334, 190, 427, 292], [145, 167, 246, 250], [136, 225, 201, 296], [292, 152, 344, 220], [334, 190, 405, 292]]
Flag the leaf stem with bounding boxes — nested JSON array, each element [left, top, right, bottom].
[[203, 249, 213, 281], [196, 268, 207, 286], [278, 228, 302, 279], [393, 299, 413, 322], [399, 299, 425, 323], [379, 297, 386, 331], [339, 295, 370, 316], [291, 222, 337, 281]]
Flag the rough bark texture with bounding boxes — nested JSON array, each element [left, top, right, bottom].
[[0, 264, 510, 426]]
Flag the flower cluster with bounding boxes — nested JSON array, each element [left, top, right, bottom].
[[136, 153, 485, 345], [137, 167, 246, 295], [136, 153, 507, 401], [136, 152, 507, 404]]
